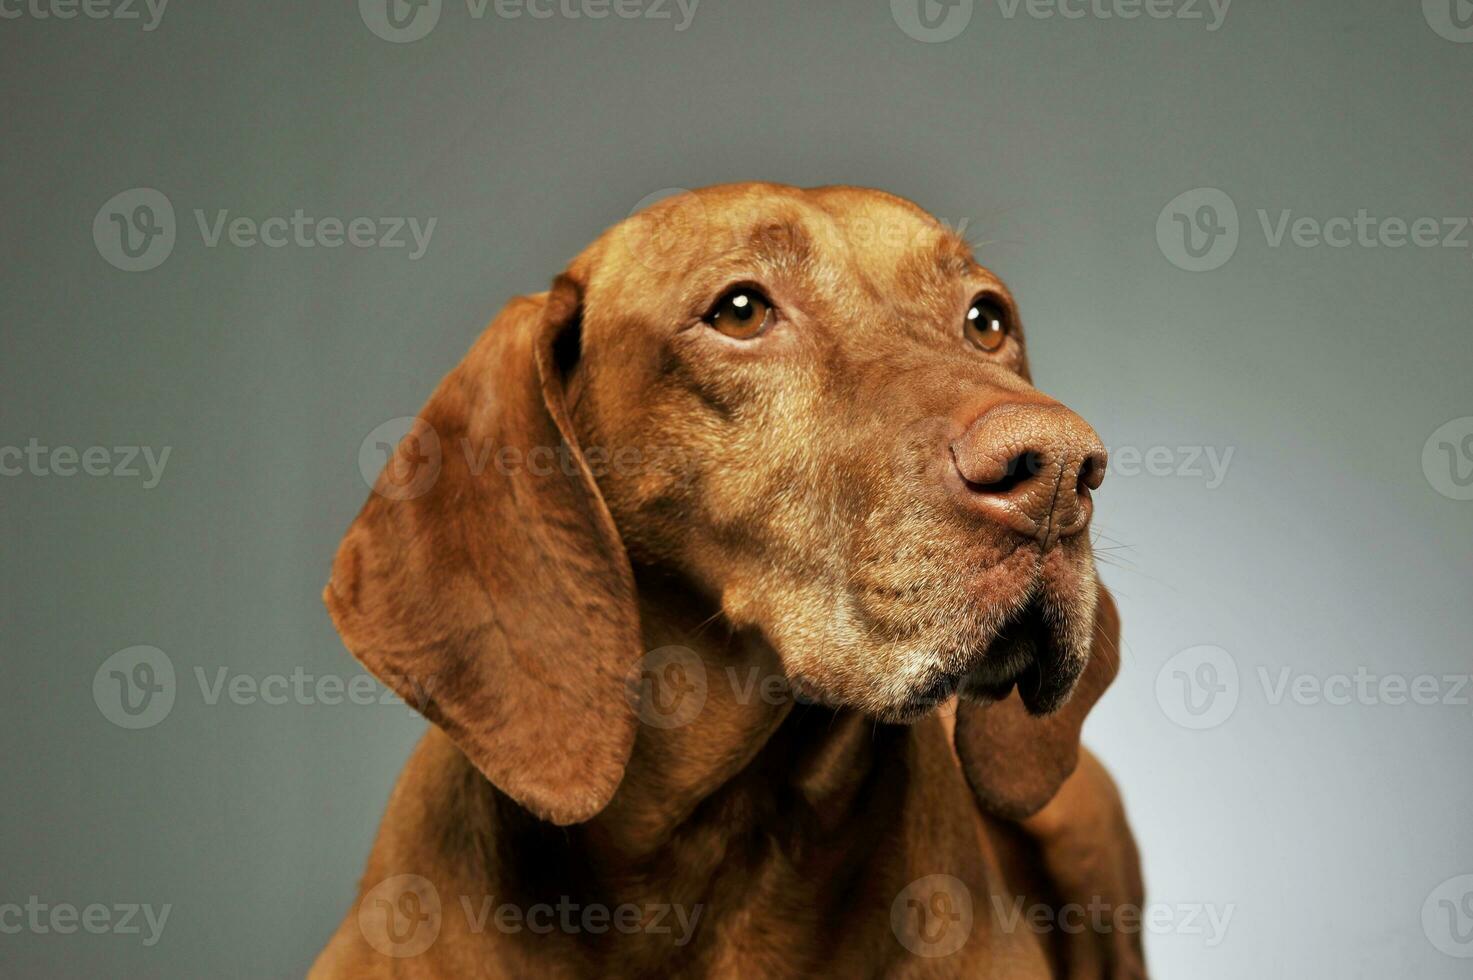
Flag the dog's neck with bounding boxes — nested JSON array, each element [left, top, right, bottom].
[[438, 571, 972, 972], [578, 569, 907, 869]]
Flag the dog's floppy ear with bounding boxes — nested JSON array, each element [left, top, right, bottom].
[[955, 586, 1121, 821], [323, 270, 641, 826]]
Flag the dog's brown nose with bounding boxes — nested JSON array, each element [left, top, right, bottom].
[[950, 402, 1106, 548]]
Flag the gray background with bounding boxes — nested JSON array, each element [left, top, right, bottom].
[[3, 0, 1471, 976]]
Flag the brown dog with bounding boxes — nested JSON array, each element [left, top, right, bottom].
[[312, 183, 1145, 978]]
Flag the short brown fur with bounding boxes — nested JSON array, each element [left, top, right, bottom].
[[314, 183, 1146, 978]]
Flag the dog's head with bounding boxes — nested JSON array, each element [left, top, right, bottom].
[[326, 183, 1120, 825]]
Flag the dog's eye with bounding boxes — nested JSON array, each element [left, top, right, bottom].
[[965, 298, 1009, 352], [705, 288, 772, 340]]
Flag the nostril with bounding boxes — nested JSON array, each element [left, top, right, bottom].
[[1078, 451, 1107, 493], [968, 450, 1046, 495]]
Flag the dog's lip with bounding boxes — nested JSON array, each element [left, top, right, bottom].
[[1016, 659, 1067, 715], [963, 675, 1019, 704], [887, 675, 965, 721], [961, 594, 1081, 716]]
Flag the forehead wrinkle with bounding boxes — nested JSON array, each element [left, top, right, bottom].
[[890, 239, 967, 315], [663, 204, 813, 276], [688, 246, 821, 306], [732, 217, 815, 275], [674, 212, 836, 315], [821, 204, 971, 324], [790, 205, 897, 320]]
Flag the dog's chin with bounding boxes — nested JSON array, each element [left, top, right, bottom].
[[875, 591, 1092, 725]]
